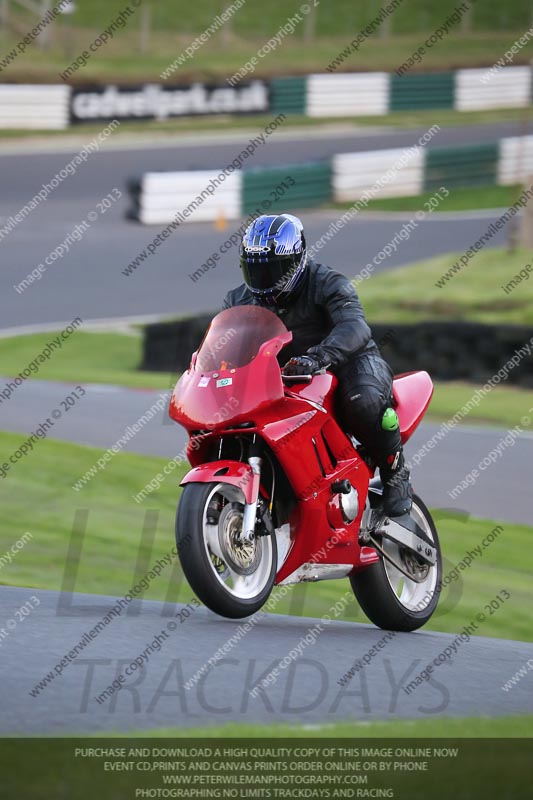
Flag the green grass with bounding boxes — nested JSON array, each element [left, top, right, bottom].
[[5, 32, 533, 83], [0, 431, 531, 642], [40, 0, 533, 37], [348, 107, 532, 130], [338, 184, 525, 214], [361, 247, 533, 325], [0, 331, 170, 390], [0, 431, 182, 598], [120, 715, 533, 738], [1, 0, 532, 83], [426, 381, 533, 428]]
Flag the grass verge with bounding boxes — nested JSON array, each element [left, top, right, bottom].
[[338, 184, 524, 214], [120, 715, 533, 738], [0, 431, 530, 642], [361, 247, 533, 325], [0, 331, 170, 390], [424, 381, 533, 428], [2, 22, 532, 82]]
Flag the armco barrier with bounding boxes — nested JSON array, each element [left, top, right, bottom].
[[270, 76, 306, 115], [128, 170, 242, 225], [306, 72, 390, 117], [141, 315, 533, 388], [128, 134, 533, 223], [498, 136, 533, 185], [1, 66, 530, 130], [241, 161, 331, 216], [424, 142, 499, 192], [332, 146, 424, 202], [0, 85, 69, 129], [302, 65, 531, 117], [455, 66, 532, 111], [389, 72, 455, 111]]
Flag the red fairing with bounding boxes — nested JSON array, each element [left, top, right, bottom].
[[180, 461, 259, 505], [169, 305, 292, 430], [393, 371, 434, 444], [170, 305, 434, 584]]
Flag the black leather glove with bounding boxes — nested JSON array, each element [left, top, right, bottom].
[[283, 354, 325, 376]]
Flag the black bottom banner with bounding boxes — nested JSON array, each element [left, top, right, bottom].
[[1, 738, 531, 799]]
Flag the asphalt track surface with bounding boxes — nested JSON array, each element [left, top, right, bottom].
[[0, 585, 531, 735], [0, 379, 530, 525], [0, 121, 520, 329]]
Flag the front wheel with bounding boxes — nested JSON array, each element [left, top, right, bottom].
[[350, 494, 441, 632], [176, 482, 277, 619]]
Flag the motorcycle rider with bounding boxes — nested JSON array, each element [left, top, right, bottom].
[[223, 213, 411, 517]]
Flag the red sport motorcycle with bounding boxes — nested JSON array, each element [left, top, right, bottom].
[[170, 305, 441, 631]]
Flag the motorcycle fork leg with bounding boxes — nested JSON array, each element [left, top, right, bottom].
[[240, 456, 262, 543]]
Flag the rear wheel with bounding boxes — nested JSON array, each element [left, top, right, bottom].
[[176, 482, 277, 619], [350, 494, 441, 632]]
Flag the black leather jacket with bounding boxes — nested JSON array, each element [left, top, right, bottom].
[[223, 259, 379, 372]]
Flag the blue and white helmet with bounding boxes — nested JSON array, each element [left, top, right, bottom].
[[239, 214, 307, 306]]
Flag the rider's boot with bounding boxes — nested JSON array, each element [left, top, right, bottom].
[[379, 451, 413, 517], [376, 407, 412, 518]]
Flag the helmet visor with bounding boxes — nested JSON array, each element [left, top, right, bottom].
[[241, 254, 298, 294]]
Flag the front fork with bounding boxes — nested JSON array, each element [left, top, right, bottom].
[[240, 455, 262, 543]]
